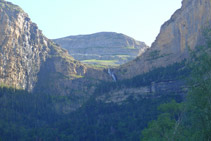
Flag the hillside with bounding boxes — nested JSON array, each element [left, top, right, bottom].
[[0, 0, 210, 140], [0, 0, 85, 91], [53, 32, 148, 67], [115, 0, 211, 79], [0, 0, 110, 111]]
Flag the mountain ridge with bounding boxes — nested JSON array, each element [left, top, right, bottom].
[[53, 32, 148, 67], [0, 0, 211, 140], [115, 0, 211, 79], [0, 0, 109, 94]]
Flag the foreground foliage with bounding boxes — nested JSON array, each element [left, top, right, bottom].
[[141, 35, 211, 140]]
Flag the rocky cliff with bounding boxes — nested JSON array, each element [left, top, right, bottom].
[[0, 1, 108, 93], [0, 1, 51, 91], [96, 80, 186, 104], [53, 32, 148, 67], [115, 0, 211, 79], [1, 0, 209, 113]]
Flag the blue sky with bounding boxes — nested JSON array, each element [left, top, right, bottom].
[[7, 0, 182, 45]]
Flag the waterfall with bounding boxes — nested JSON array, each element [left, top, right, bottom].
[[107, 68, 117, 82]]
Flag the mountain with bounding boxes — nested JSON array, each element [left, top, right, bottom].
[[0, 0, 110, 111], [115, 0, 211, 79], [53, 32, 148, 67], [0, 0, 210, 140], [0, 0, 77, 91]]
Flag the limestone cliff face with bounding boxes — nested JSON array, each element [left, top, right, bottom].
[[116, 0, 211, 79], [53, 32, 148, 67], [0, 1, 103, 92], [0, 1, 50, 91], [96, 80, 186, 104]]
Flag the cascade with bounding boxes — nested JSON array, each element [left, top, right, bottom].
[[108, 68, 117, 82]]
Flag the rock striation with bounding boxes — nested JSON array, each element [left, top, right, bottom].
[[53, 32, 148, 67], [1, 0, 210, 112], [0, 1, 51, 91], [0, 1, 107, 93], [96, 80, 186, 104], [116, 0, 211, 79]]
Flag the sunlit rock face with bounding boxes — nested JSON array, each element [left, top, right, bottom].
[[0, 1, 90, 92], [0, 1, 111, 112], [0, 1, 50, 91], [116, 0, 211, 79]]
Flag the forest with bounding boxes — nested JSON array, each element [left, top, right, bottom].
[[0, 59, 187, 140], [0, 33, 210, 141], [141, 34, 211, 140], [0, 83, 183, 140]]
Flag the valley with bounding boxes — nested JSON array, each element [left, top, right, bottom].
[[0, 0, 211, 140]]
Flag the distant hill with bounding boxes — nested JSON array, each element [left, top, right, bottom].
[[53, 32, 148, 68]]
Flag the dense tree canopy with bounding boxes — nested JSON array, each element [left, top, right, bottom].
[[141, 32, 211, 140]]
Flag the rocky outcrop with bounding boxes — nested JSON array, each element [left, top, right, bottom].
[[116, 0, 211, 79], [0, 1, 114, 113], [53, 32, 148, 67], [1, 0, 209, 112], [96, 80, 186, 104], [0, 1, 108, 93], [0, 1, 50, 91]]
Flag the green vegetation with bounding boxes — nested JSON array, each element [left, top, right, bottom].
[[0, 57, 187, 140], [147, 50, 161, 60], [81, 55, 134, 68], [49, 42, 75, 61], [69, 74, 84, 79], [125, 46, 136, 49], [53, 94, 182, 141], [95, 60, 189, 96], [141, 34, 211, 140], [146, 50, 172, 61], [0, 86, 183, 140], [141, 100, 183, 140], [82, 59, 119, 68], [0, 27, 210, 140], [0, 49, 205, 140], [0, 88, 58, 141], [116, 55, 130, 58]]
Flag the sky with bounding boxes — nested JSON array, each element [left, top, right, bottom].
[[7, 0, 182, 46]]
